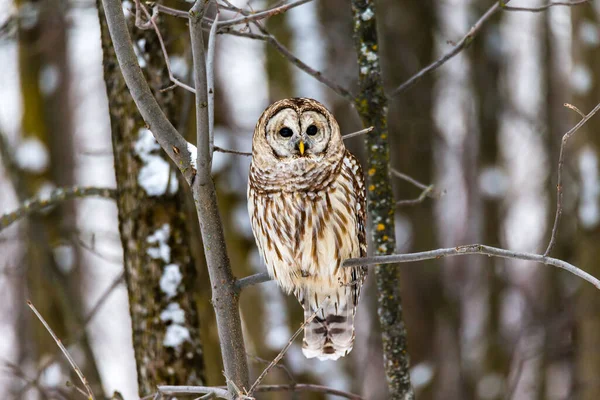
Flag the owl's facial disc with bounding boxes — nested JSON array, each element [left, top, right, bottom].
[[265, 107, 332, 159]]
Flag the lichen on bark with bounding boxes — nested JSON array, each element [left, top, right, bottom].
[[350, 1, 414, 398]]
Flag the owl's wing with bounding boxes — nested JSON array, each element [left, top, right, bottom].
[[343, 150, 368, 306]]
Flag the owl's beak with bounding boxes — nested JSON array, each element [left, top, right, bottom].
[[298, 140, 305, 156]]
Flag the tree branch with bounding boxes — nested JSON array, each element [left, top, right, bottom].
[[253, 384, 364, 399], [217, 0, 313, 29], [0, 186, 116, 231], [390, 0, 510, 97], [544, 101, 600, 256], [502, 0, 590, 13], [343, 244, 600, 289], [235, 271, 271, 291], [100, 0, 195, 184], [189, 0, 249, 394]]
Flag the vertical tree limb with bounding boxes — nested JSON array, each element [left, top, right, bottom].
[[350, 1, 414, 399], [189, 2, 249, 395]]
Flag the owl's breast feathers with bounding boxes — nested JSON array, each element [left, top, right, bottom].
[[248, 150, 367, 298]]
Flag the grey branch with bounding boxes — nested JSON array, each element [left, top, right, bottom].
[[544, 101, 600, 256], [0, 186, 116, 231], [207, 10, 219, 154], [237, 244, 600, 291], [390, 0, 511, 97], [343, 245, 600, 289], [391, 168, 440, 206], [236, 271, 271, 290], [342, 126, 374, 140], [158, 386, 229, 398], [253, 384, 363, 399], [28, 301, 96, 400], [189, 0, 250, 394], [502, 0, 590, 12], [217, 0, 313, 29], [100, 0, 195, 185]]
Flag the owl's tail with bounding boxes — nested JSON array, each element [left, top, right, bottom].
[[300, 287, 356, 361]]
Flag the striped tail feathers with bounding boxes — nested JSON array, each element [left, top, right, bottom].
[[300, 287, 356, 361]]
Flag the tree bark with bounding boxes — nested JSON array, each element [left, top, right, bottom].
[[97, 4, 205, 395], [350, 1, 414, 398]]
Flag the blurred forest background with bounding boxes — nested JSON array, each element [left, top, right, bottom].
[[1, 0, 600, 399]]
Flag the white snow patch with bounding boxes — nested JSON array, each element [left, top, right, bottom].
[[187, 142, 197, 169], [571, 64, 593, 95], [360, 66, 369, 75], [39, 64, 60, 95], [37, 181, 56, 202], [135, 129, 177, 196], [361, 8, 374, 21], [169, 56, 189, 78], [53, 244, 75, 274], [15, 137, 49, 173], [160, 264, 182, 298], [163, 324, 190, 348], [411, 362, 434, 389], [578, 146, 600, 229], [160, 302, 185, 324], [40, 362, 62, 387], [19, 2, 39, 29], [122, 0, 133, 17], [147, 224, 171, 263]]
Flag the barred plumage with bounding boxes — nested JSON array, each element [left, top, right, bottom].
[[248, 98, 367, 360]]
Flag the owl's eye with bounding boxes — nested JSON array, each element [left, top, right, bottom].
[[279, 127, 293, 138], [306, 125, 318, 136]]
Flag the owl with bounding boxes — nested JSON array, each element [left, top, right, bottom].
[[248, 98, 367, 361]]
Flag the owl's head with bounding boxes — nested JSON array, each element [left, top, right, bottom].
[[252, 98, 344, 165]]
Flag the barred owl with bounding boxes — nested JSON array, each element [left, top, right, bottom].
[[248, 98, 367, 361]]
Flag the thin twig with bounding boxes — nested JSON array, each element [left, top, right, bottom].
[[0, 187, 116, 231], [213, 127, 374, 158], [254, 384, 364, 400], [27, 301, 96, 400], [217, 0, 313, 29], [135, 0, 196, 93], [342, 126, 373, 140], [342, 244, 600, 289], [247, 299, 329, 396], [396, 185, 436, 207], [391, 168, 429, 191], [158, 386, 229, 398], [502, 0, 589, 13], [207, 10, 219, 154], [390, 1, 511, 97], [248, 354, 296, 386], [544, 101, 600, 256]]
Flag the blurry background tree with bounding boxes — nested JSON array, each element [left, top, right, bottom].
[[1, 0, 600, 399]]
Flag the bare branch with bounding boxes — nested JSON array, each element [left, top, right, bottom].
[[217, 0, 313, 29], [254, 384, 364, 400], [396, 185, 436, 207], [189, 0, 250, 394], [28, 301, 96, 400], [135, 0, 196, 93], [342, 126, 373, 140], [219, 23, 355, 102], [544, 101, 600, 256], [247, 299, 329, 396], [236, 271, 271, 290], [207, 10, 219, 154], [391, 168, 430, 191], [343, 244, 600, 289], [502, 0, 590, 13], [0, 187, 116, 231], [390, 1, 509, 97], [100, 0, 195, 184], [158, 386, 229, 399]]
